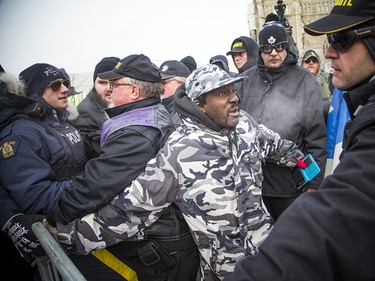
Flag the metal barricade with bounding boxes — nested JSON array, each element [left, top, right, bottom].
[[32, 222, 87, 281]]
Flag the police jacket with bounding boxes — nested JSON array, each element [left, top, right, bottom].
[[56, 86, 305, 280], [0, 93, 87, 216], [235, 52, 327, 195], [72, 89, 109, 158], [226, 76, 375, 281]]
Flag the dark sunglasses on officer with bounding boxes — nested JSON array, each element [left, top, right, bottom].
[[47, 79, 70, 92]]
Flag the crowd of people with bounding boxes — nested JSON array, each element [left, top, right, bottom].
[[1, 0, 375, 280]]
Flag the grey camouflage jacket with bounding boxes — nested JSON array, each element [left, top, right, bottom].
[[56, 111, 304, 280]]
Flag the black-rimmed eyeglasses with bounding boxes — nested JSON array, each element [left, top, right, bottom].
[[109, 81, 133, 88], [259, 42, 288, 54], [327, 25, 375, 52]]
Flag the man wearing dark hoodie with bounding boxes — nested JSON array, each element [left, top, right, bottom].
[[227, 1, 375, 279], [235, 21, 327, 221], [226, 36, 259, 74]]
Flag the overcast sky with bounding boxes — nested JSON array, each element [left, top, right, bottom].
[[0, 0, 250, 76]]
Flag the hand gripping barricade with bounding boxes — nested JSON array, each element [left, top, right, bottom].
[[32, 222, 87, 281]]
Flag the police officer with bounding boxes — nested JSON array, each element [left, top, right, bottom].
[[0, 63, 87, 215], [0, 64, 87, 279]]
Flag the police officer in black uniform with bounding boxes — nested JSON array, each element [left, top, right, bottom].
[[0, 63, 87, 279]]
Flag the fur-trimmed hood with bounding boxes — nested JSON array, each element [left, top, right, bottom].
[[0, 72, 37, 131]]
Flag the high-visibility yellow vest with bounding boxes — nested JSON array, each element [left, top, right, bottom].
[[68, 90, 88, 107]]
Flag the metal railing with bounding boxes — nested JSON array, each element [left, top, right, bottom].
[[32, 222, 87, 281]]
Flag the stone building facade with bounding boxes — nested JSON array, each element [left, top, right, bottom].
[[247, 0, 335, 71]]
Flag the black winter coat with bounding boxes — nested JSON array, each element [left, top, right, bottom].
[[226, 77, 375, 281], [235, 53, 327, 195]]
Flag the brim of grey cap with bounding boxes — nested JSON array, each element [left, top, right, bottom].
[[206, 76, 247, 94]]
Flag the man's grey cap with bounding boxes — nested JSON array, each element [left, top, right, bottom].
[[185, 64, 247, 100]]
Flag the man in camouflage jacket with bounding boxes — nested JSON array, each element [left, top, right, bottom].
[[54, 64, 305, 280]]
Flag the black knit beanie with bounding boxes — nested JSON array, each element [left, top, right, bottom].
[[19, 63, 65, 97], [93, 57, 120, 83], [180, 56, 197, 73], [259, 21, 288, 47], [59, 68, 70, 81]]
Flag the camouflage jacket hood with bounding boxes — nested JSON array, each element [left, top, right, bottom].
[[56, 109, 305, 280]]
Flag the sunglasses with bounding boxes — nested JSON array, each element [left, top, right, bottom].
[[304, 57, 318, 64], [259, 42, 288, 54], [48, 79, 70, 91], [327, 25, 375, 52]]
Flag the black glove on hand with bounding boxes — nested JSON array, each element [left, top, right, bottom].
[[6, 214, 46, 258]]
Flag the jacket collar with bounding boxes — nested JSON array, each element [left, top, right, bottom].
[[344, 75, 375, 119], [105, 96, 160, 118]]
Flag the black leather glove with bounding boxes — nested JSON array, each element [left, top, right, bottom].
[[5, 214, 46, 258]]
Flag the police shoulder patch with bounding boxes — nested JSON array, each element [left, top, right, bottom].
[[0, 138, 20, 160]]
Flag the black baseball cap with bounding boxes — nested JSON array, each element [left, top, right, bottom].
[[159, 60, 190, 80], [226, 40, 247, 55], [98, 54, 161, 83], [304, 0, 375, 35]]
